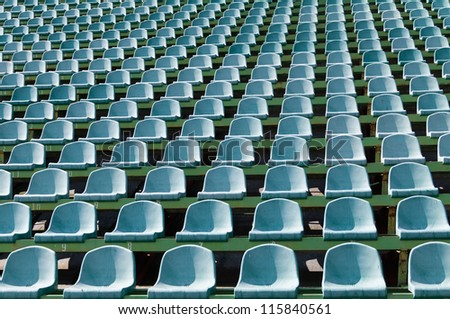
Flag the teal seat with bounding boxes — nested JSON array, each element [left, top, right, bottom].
[[178, 118, 215, 142], [323, 243, 387, 298], [8, 86, 38, 106], [0, 202, 31, 243], [0, 73, 24, 91], [0, 246, 57, 298], [397, 195, 450, 239], [250, 66, 278, 83], [75, 167, 127, 201], [101, 100, 138, 122], [0, 142, 45, 170], [141, 69, 167, 87], [105, 201, 164, 242], [425, 35, 449, 52], [325, 135, 366, 166], [381, 134, 425, 164], [103, 140, 148, 168], [48, 141, 96, 170], [235, 97, 268, 119], [162, 82, 193, 101], [324, 197, 377, 240], [154, 56, 178, 72], [14, 168, 68, 202], [242, 80, 274, 100], [222, 54, 247, 69], [275, 115, 312, 140], [288, 65, 315, 82], [435, 47, 450, 64], [326, 115, 362, 139], [226, 116, 263, 141], [326, 95, 359, 117], [368, 76, 399, 96], [410, 76, 443, 96], [0, 103, 12, 122], [197, 44, 219, 58], [362, 50, 388, 66], [190, 98, 224, 120], [269, 136, 309, 166], [235, 244, 299, 298], [136, 166, 185, 200], [147, 99, 181, 121], [364, 62, 392, 80], [16, 102, 53, 124], [213, 67, 240, 84], [371, 94, 406, 116], [88, 59, 112, 76], [176, 200, 233, 241], [326, 78, 356, 97], [85, 83, 115, 103], [376, 114, 414, 139], [32, 120, 74, 145], [212, 137, 255, 167], [22, 60, 46, 76], [127, 118, 167, 143], [79, 119, 120, 144], [64, 246, 135, 299], [388, 162, 439, 197], [438, 133, 450, 163], [157, 139, 201, 167], [34, 201, 96, 243], [64, 101, 96, 123], [325, 164, 372, 198], [326, 64, 354, 81], [0, 120, 27, 145], [202, 81, 234, 100], [148, 245, 215, 298], [261, 165, 308, 199], [398, 48, 424, 65], [417, 92, 450, 115], [280, 96, 313, 118], [55, 59, 79, 76], [408, 242, 450, 298], [105, 70, 130, 88], [250, 199, 303, 240], [122, 57, 145, 74], [291, 52, 316, 67], [198, 166, 246, 200], [284, 79, 315, 98], [177, 67, 203, 85], [70, 71, 95, 89]]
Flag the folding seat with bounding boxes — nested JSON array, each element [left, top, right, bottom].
[[326, 95, 359, 117], [324, 197, 377, 240], [288, 65, 315, 82], [284, 79, 315, 98], [196, 44, 219, 59], [148, 245, 215, 299], [74, 167, 127, 201], [381, 134, 425, 164], [64, 245, 135, 299], [0, 142, 44, 171], [389, 162, 439, 197], [413, 17, 434, 30], [362, 50, 388, 66], [435, 47, 450, 64], [387, 27, 410, 41], [323, 243, 386, 298], [190, 98, 224, 120], [417, 93, 450, 115], [261, 165, 308, 199], [410, 76, 443, 96], [326, 115, 363, 139], [154, 56, 178, 72], [31, 120, 74, 145], [280, 96, 314, 118], [235, 244, 299, 299], [325, 164, 372, 198], [0, 73, 24, 92], [141, 69, 167, 87], [105, 70, 131, 88], [291, 52, 316, 68], [368, 77, 399, 96], [156, 139, 201, 168], [131, 92, 169, 117], [176, 117, 214, 142], [135, 166, 185, 200], [198, 166, 246, 200], [202, 81, 233, 101], [0, 246, 57, 298], [16, 102, 53, 123], [211, 137, 254, 167], [427, 112, 450, 137], [45, 84, 77, 105], [14, 168, 69, 202], [326, 51, 352, 66], [105, 200, 163, 241], [176, 200, 233, 242], [376, 113, 414, 138], [48, 141, 96, 170], [34, 201, 96, 243], [55, 59, 79, 76], [408, 242, 450, 298]]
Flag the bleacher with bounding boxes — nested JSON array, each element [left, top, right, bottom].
[[0, 0, 449, 299]]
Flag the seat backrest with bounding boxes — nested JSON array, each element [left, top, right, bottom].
[[8, 142, 45, 165], [114, 201, 164, 233], [143, 166, 185, 193], [58, 141, 96, 165], [47, 201, 96, 233], [27, 168, 68, 196]]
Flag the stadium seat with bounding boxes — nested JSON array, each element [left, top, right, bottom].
[[101, 100, 138, 122], [88, 59, 112, 75], [157, 139, 201, 167], [388, 162, 439, 197], [426, 112, 450, 137], [177, 68, 203, 85], [291, 52, 316, 68], [438, 132, 449, 162], [22, 61, 46, 76], [79, 119, 120, 144], [261, 165, 308, 199], [425, 35, 449, 52], [376, 114, 414, 139], [417, 93, 450, 115], [249, 198, 303, 240], [371, 94, 406, 117], [396, 195, 450, 239], [74, 167, 127, 201], [64, 246, 135, 299], [70, 71, 95, 89], [162, 82, 193, 102], [198, 166, 246, 200], [280, 96, 313, 118], [0, 202, 31, 243], [48, 141, 96, 170], [85, 84, 115, 104], [0, 120, 27, 145], [410, 76, 443, 96], [8, 86, 38, 106], [190, 98, 224, 120], [147, 99, 181, 121], [325, 135, 367, 166], [141, 69, 167, 87], [0, 73, 24, 91], [326, 95, 359, 117], [325, 164, 372, 198], [148, 245, 215, 299], [105, 70, 131, 88], [381, 134, 425, 164], [102, 140, 148, 168], [284, 79, 315, 98], [226, 116, 263, 141], [326, 64, 354, 81], [325, 115, 363, 139], [213, 67, 240, 84], [362, 50, 388, 66], [31, 120, 73, 145], [288, 65, 315, 82], [14, 168, 69, 202], [154, 56, 178, 72], [368, 77, 399, 96], [222, 54, 247, 69], [408, 242, 450, 298], [323, 197, 377, 240], [127, 119, 167, 143], [398, 48, 425, 66], [235, 97, 268, 119], [364, 63, 392, 81], [212, 137, 254, 167], [105, 201, 164, 242], [63, 101, 96, 123], [197, 44, 219, 58], [235, 244, 299, 298], [275, 116, 313, 140], [44, 84, 77, 105], [34, 201, 96, 243], [0, 246, 57, 298], [0, 142, 45, 171], [326, 78, 357, 97], [250, 66, 278, 83], [0, 103, 12, 122], [322, 243, 387, 298], [176, 200, 233, 241], [178, 118, 215, 142], [135, 166, 186, 200]]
